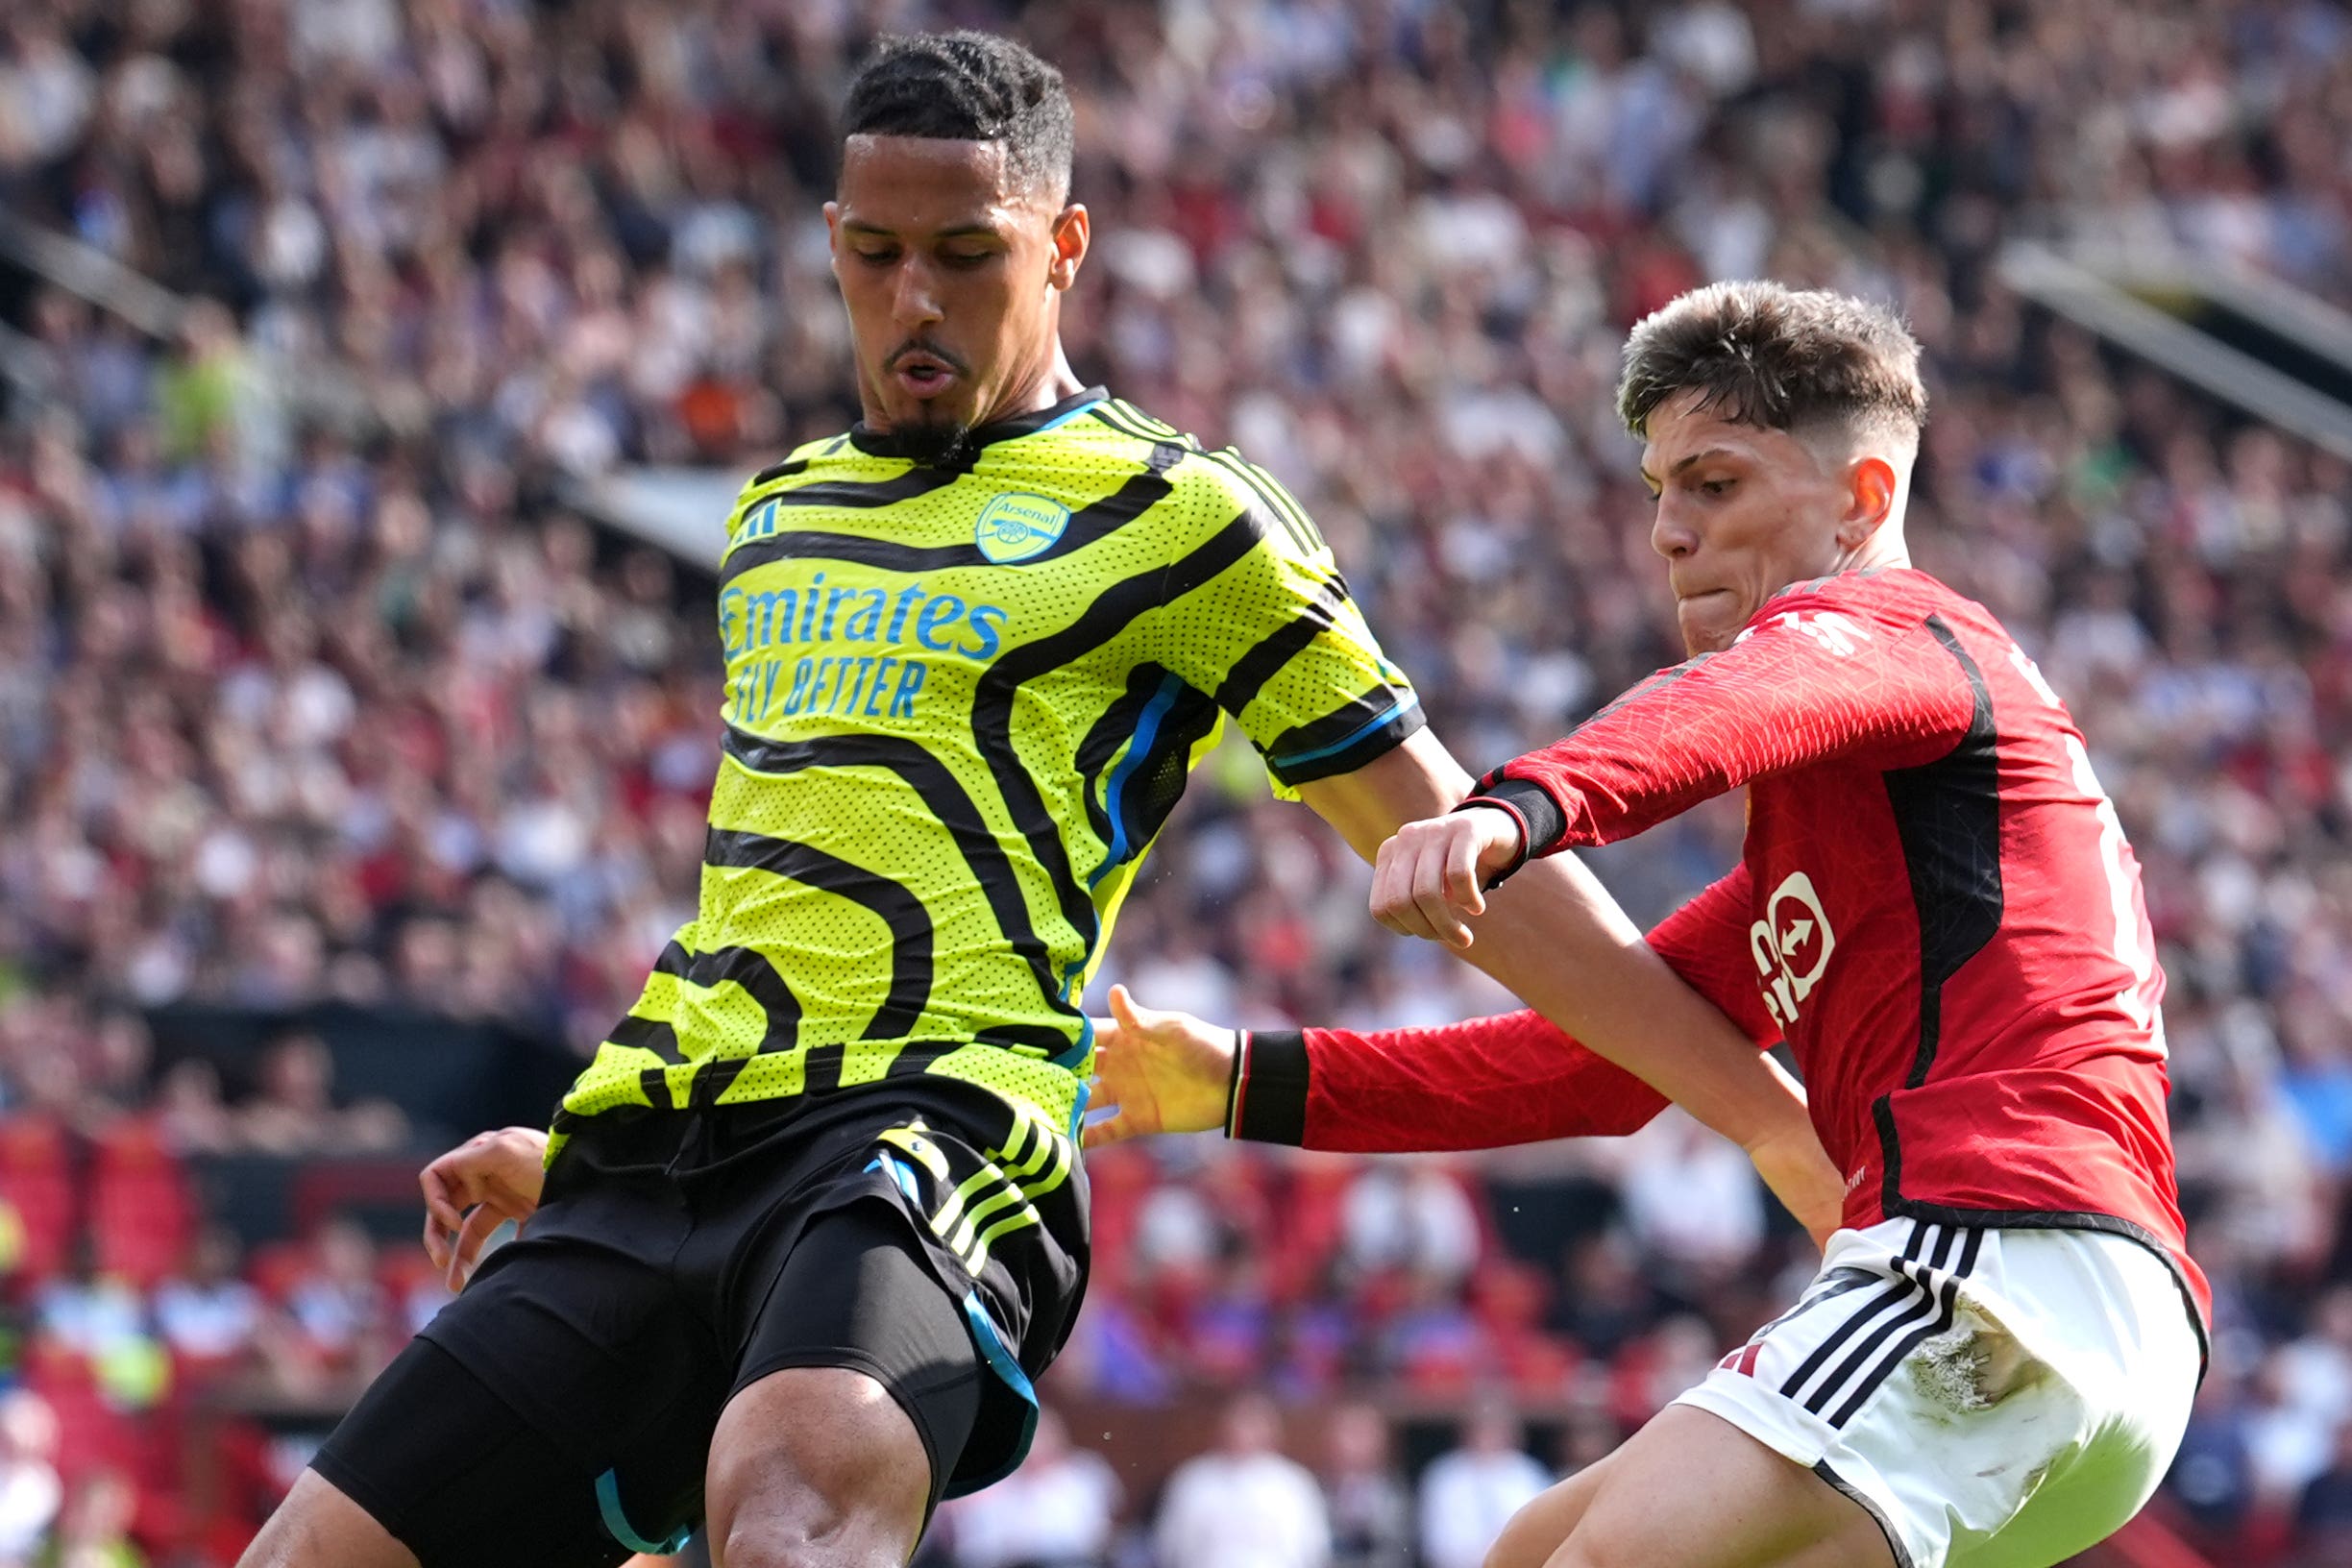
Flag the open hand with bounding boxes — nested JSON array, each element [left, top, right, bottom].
[[1083, 985, 1238, 1149], [1369, 805, 1525, 949], [420, 1126, 548, 1290]]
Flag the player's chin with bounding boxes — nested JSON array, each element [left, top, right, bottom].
[[1676, 594, 1745, 655]]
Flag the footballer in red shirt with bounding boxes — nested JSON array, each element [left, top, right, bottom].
[[1092, 282, 2203, 1568]]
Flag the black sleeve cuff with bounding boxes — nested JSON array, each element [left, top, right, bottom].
[[1264, 694, 1428, 787], [1469, 777, 1568, 877], [1228, 1029, 1310, 1145]]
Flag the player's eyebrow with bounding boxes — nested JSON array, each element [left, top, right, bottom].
[[1637, 447, 1740, 491], [838, 220, 1005, 240]]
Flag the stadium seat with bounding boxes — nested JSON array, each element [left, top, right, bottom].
[[0, 1117, 80, 1285], [89, 1120, 197, 1287]]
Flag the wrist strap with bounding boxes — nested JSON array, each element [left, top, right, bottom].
[[1224, 1029, 1251, 1138], [1452, 797, 1531, 888], [1228, 1031, 1309, 1145], [1459, 776, 1568, 885]]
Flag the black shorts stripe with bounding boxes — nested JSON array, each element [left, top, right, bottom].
[[1827, 1227, 1986, 1429], [1778, 1224, 1936, 1400], [1801, 1228, 1955, 1416], [703, 827, 932, 1040], [1748, 1266, 1883, 1343]]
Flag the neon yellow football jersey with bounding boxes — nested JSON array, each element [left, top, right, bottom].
[[551, 389, 1421, 1146]]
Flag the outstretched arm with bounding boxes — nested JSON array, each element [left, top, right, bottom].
[[1087, 728, 1841, 1236], [1229, 865, 1778, 1150], [1088, 868, 1829, 1237], [1294, 729, 1818, 1162]]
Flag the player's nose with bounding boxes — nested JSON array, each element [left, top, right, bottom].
[[890, 257, 944, 328], [1651, 503, 1698, 559]]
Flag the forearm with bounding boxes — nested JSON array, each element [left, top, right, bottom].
[[1299, 732, 1807, 1154], [1232, 1012, 1671, 1152], [1460, 848, 1807, 1152]]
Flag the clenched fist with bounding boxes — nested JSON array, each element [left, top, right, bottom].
[[1369, 804, 1526, 949]]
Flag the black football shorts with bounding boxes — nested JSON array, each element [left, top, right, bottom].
[[311, 1085, 1087, 1568]]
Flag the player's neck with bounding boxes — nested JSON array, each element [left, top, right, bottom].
[[977, 343, 1088, 428], [1834, 530, 1911, 576]]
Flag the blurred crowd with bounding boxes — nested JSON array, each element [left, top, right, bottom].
[[6, 0, 2352, 1562]]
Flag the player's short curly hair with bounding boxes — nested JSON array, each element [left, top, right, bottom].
[[842, 32, 1075, 203], [1616, 282, 1927, 448]]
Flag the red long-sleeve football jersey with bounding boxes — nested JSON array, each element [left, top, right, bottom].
[[1230, 568, 2209, 1339]]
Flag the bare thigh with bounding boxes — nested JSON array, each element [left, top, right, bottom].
[[703, 1365, 934, 1568], [236, 1470, 420, 1568], [1485, 1455, 1612, 1568], [1530, 1406, 1897, 1568]]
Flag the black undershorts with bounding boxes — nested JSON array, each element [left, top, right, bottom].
[[311, 1086, 1087, 1568]]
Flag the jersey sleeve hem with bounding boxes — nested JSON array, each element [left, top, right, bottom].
[[1228, 1029, 1310, 1144], [1470, 776, 1569, 868], [1263, 694, 1426, 786]]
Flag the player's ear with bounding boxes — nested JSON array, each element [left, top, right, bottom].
[[823, 201, 843, 275], [1048, 204, 1090, 291], [1838, 455, 1898, 550]]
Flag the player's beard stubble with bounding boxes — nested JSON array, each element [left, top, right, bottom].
[[875, 336, 977, 469], [883, 415, 974, 469]]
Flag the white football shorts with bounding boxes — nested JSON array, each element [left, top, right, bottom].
[[1672, 1215, 2201, 1568]]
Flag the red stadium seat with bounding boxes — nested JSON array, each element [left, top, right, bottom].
[[25, 1342, 140, 1484], [89, 1120, 197, 1286], [0, 1116, 80, 1285]]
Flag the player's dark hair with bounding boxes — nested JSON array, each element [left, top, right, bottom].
[[1616, 282, 1927, 447], [842, 32, 1075, 202]]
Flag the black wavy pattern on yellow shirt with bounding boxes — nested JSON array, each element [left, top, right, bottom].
[[970, 506, 1272, 960], [701, 826, 932, 1041], [719, 725, 1072, 1028], [718, 457, 1181, 588]]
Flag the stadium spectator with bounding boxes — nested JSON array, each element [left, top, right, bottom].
[[151, 1227, 262, 1380], [1413, 1398, 1551, 1568], [50, 1468, 140, 1568], [0, 1393, 61, 1568], [1317, 1403, 1411, 1568], [268, 1216, 390, 1396], [3, 0, 2352, 1558], [1153, 1394, 1328, 1568], [939, 1409, 1119, 1568], [2295, 1420, 2352, 1563], [231, 1033, 405, 1157]]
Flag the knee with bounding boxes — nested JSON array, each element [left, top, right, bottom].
[[711, 1479, 913, 1568], [706, 1367, 930, 1568], [714, 1519, 841, 1568]]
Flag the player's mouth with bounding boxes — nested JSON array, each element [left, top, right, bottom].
[[888, 349, 963, 402]]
